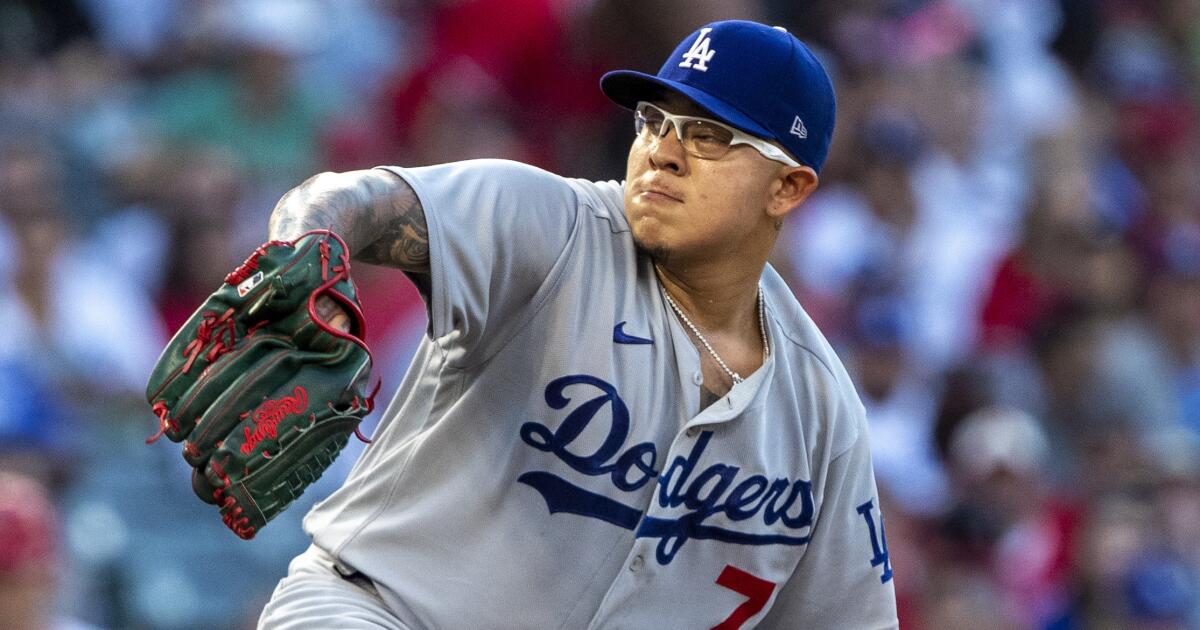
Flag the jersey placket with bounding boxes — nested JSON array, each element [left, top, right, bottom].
[[584, 299, 775, 628]]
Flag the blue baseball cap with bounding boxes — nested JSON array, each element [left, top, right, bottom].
[[601, 20, 836, 173]]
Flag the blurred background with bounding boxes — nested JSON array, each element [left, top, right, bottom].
[[0, 0, 1197, 628]]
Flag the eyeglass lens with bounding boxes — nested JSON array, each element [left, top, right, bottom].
[[635, 104, 735, 159]]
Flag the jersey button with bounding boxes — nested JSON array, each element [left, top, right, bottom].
[[692, 371, 703, 386], [686, 427, 699, 438], [630, 555, 644, 572]]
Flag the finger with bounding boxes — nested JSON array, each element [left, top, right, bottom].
[[315, 295, 352, 333]]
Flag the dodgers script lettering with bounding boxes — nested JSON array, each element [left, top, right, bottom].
[[519, 375, 814, 565]]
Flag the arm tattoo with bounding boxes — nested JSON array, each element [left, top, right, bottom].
[[268, 169, 430, 274], [356, 186, 430, 271]]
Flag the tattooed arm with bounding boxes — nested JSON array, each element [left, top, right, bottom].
[[268, 169, 430, 276]]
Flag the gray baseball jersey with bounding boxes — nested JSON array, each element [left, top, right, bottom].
[[302, 159, 898, 629]]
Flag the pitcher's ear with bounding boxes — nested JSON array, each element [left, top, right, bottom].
[[768, 166, 819, 220]]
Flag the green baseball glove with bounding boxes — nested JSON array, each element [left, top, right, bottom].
[[145, 229, 376, 539]]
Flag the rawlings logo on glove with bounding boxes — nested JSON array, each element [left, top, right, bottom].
[[145, 230, 377, 539], [241, 386, 309, 456]]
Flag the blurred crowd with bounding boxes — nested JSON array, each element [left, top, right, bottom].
[[0, 0, 1197, 628]]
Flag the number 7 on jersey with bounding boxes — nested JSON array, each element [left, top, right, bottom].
[[711, 565, 777, 630]]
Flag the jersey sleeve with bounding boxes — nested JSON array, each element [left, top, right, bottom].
[[762, 401, 899, 629], [376, 159, 581, 362]]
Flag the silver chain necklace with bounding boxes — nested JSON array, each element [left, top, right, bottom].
[[662, 286, 769, 385]]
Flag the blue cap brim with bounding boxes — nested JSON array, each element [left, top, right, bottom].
[[600, 69, 774, 139]]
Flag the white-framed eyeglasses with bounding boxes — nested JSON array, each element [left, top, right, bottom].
[[634, 101, 800, 168]]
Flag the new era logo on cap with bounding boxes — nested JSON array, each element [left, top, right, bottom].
[[790, 116, 808, 139]]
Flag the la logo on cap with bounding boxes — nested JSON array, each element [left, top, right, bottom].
[[679, 27, 715, 71]]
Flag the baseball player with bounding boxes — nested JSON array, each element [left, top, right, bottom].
[[258, 20, 897, 629]]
